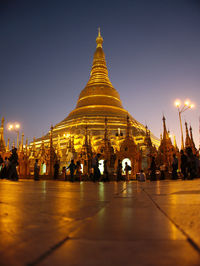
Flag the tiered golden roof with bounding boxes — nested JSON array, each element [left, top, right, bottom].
[[34, 30, 159, 151]]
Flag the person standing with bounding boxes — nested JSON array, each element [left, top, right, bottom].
[[124, 162, 131, 181], [34, 159, 40, 181], [8, 148, 19, 181], [53, 160, 60, 179], [76, 160, 82, 181], [67, 159, 76, 182], [62, 166, 67, 180], [172, 154, 178, 180], [150, 156, 157, 181], [160, 164, 166, 180], [1, 157, 9, 179], [180, 150, 188, 180], [116, 159, 123, 181]]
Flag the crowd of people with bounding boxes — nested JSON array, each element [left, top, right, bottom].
[[1, 147, 199, 182], [149, 147, 200, 181]]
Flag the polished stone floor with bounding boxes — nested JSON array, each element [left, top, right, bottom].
[[0, 179, 200, 266]]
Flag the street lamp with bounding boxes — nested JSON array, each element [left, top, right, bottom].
[[8, 122, 20, 149], [174, 99, 194, 150]]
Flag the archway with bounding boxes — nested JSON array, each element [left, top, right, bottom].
[[122, 158, 131, 174], [99, 159, 104, 175]]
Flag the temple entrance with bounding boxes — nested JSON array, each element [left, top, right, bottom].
[[99, 159, 104, 175], [122, 158, 131, 174], [41, 163, 47, 175]]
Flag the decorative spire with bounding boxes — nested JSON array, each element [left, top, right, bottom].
[[189, 125, 196, 153], [0, 117, 6, 152], [126, 115, 131, 138], [162, 116, 168, 140], [173, 135, 178, 151], [21, 132, 24, 151], [185, 122, 191, 148], [6, 138, 10, 152], [96, 27, 103, 48], [86, 30, 113, 88]]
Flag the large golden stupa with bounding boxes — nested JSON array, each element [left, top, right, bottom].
[[34, 30, 159, 151]]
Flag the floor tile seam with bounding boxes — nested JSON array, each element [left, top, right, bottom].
[[142, 188, 200, 255], [66, 237, 190, 243], [26, 235, 71, 266], [26, 201, 112, 266]]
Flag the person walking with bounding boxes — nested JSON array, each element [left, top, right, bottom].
[[124, 162, 131, 181]]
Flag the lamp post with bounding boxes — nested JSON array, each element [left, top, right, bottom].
[[174, 99, 194, 150], [8, 123, 20, 149]]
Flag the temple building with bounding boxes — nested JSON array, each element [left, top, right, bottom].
[[31, 30, 159, 162]]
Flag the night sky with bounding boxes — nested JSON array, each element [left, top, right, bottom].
[[1, 0, 200, 148]]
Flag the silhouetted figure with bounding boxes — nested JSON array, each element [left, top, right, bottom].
[[92, 154, 100, 181], [54, 160, 60, 179], [102, 160, 109, 182], [76, 160, 82, 181], [34, 159, 40, 180], [1, 157, 9, 179], [67, 159, 76, 182], [0, 155, 4, 179], [180, 150, 188, 180], [8, 148, 19, 181], [150, 156, 156, 181], [160, 164, 166, 180], [195, 152, 200, 178], [124, 162, 131, 181], [172, 153, 178, 180], [186, 147, 196, 179], [62, 166, 67, 180], [117, 159, 123, 181], [139, 170, 146, 182]]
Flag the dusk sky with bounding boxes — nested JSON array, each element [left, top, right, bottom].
[[1, 0, 200, 148]]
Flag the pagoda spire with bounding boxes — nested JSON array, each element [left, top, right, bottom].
[[126, 115, 131, 138], [162, 116, 169, 140], [85, 29, 114, 89], [6, 138, 10, 152], [0, 117, 6, 152], [185, 122, 191, 148], [189, 125, 196, 153]]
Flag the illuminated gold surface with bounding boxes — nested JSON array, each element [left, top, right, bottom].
[[33, 31, 159, 152]]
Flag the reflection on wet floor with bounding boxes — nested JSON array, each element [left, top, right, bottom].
[[0, 180, 200, 266]]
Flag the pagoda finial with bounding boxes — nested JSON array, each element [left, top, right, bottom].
[[96, 27, 103, 48]]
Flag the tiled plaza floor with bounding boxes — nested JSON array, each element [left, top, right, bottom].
[[0, 179, 200, 265]]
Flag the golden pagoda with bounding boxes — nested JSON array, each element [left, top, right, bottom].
[[33, 30, 159, 155]]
